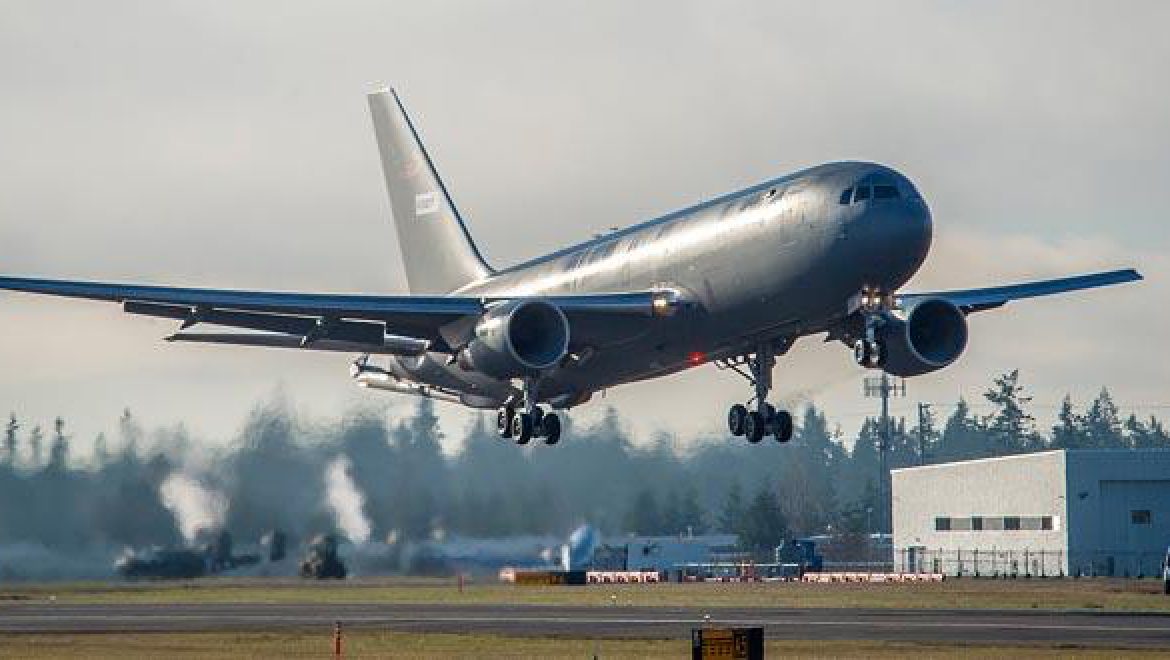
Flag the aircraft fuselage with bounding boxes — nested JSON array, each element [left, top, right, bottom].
[[420, 161, 932, 406]]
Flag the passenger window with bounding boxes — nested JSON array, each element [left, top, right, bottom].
[[853, 186, 871, 202], [839, 188, 853, 205], [873, 185, 899, 200]]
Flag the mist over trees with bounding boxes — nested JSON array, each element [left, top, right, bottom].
[[0, 371, 1165, 563]]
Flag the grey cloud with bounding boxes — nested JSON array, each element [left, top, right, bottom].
[[0, 0, 1165, 449]]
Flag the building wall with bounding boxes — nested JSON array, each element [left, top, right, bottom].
[[1065, 450, 1170, 577], [892, 451, 1069, 575]]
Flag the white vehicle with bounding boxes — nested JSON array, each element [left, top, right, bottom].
[[1163, 547, 1169, 595]]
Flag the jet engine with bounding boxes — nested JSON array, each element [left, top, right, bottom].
[[457, 299, 570, 378], [877, 298, 968, 377]]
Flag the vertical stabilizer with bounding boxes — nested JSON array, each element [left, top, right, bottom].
[[368, 87, 493, 294]]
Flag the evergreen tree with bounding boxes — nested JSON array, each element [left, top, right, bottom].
[[28, 425, 43, 469], [909, 403, 939, 465], [3, 414, 17, 467], [782, 405, 838, 533], [718, 481, 745, 535], [739, 482, 788, 553], [842, 418, 880, 508], [93, 432, 110, 468], [983, 370, 1038, 454], [1124, 414, 1151, 449], [624, 488, 662, 535], [118, 408, 142, 460], [938, 398, 983, 460], [1051, 395, 1086, 449], [1084, 388, 1123, 448], [48, 417, 69, 473], [1149, 417, 1170, 448], [678, 486, 706, 535], [660, 488, 684, 535]]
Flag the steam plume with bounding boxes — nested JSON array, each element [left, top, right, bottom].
[[325, 456, 371, 543], [159, 472, 227, 543]]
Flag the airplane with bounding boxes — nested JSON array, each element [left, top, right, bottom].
[[0, 88, 1143, 446]]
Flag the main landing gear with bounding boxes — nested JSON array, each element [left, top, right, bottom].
[[720, 343, 794, 443], [496, 377, 561, 446]]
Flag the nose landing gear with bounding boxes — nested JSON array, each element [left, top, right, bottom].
[[853, 287, 890, 369], [720, 342, 795, 443]]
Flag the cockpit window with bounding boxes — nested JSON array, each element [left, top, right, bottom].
[[839, 188, 853, 205], [853, 185, 871, 202], [873, 184, 899, 200]]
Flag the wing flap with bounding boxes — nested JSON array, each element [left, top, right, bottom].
[[897, 269, 1142, 314], [166, 331, 429, 356]]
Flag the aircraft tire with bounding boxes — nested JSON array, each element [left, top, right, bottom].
[[762, 402, 777, 423], [497, 407, 514, 439], [773, 410, 794, 443], [744, 411, 765, 443], [512, 412, 533, 445], [728, 404, 748, 436], [542, 413, 561, 445]]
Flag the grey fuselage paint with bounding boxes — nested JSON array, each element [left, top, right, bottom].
[[412, 161, 931, 408]]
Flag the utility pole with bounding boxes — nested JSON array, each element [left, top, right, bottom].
[[917, 402, 930, 466], [864, 373, 905, 533]]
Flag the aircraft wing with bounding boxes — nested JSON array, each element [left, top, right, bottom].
[[896, 269, 1142, 314], [0, 275, 677, 353]]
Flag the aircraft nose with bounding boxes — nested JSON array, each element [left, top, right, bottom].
[[902, 197, 932, 271], [845, 195, 932, 290]]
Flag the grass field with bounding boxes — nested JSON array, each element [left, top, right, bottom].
[[3, 631, 1169, 659], [2, 575, 1168, 612]]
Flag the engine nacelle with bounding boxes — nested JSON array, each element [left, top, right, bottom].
[[877, 298, 968, 377], [457, 300, 570, 379]]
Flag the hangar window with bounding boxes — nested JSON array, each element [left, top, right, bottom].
[[971, 516, 983, 531], [839, 188, 853, 205], [934, 517, 951, 531], [853, 185, 871, 202], [1041, 516, 1053, 530], [1132, 510, 1152, 525], [873, 184, 900, 199], [1004, 516, 1021, 531]]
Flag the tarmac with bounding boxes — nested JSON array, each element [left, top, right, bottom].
[[1, 602, 1169, 648]]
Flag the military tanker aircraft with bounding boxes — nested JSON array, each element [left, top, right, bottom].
[[0, 88, 1142, 446]]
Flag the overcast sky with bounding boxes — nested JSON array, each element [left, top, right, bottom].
[[0, 0, 1166, 454]]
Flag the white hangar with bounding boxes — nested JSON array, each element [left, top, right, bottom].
[[892, 449, 1170, 577]]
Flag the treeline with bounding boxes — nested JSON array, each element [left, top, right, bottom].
[[0, 371, 1165, 559]]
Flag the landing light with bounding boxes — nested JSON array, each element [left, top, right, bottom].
[[687, 351, 706, 365]]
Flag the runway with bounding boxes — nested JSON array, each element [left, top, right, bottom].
[[2, 602, 1169, 648]]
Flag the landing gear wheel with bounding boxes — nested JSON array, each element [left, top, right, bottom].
[[497, 406, 515, 439], [728, 404, 748, 437], [762, 402, 777, 423], [541, 413, 561, 445], [744, 411, 765, 444], [511, 412, 533, 445], [773, 410, 794, 443], [853, 339, 884, 368]]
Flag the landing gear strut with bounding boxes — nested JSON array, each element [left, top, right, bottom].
[[497, 377, 562, 446], [853, 287, 889, 369], [721, 342, 794, 443]]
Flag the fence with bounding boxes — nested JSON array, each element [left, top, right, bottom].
[[896, 547, 1167, 578]]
